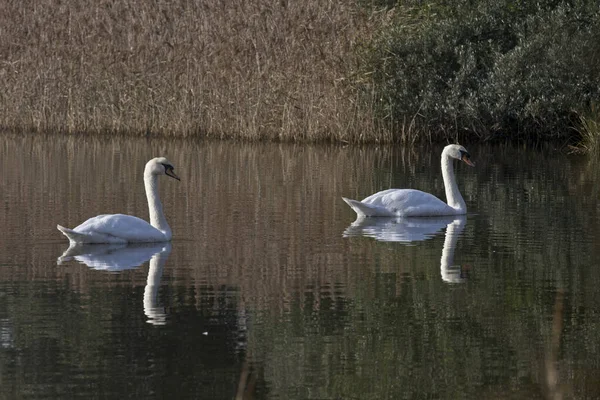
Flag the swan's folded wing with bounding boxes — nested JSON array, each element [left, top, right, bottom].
[[73, 214, 168, 242], [363, 189, 455, 217]]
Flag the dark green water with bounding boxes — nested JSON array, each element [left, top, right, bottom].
[[1, 133, 599, 399]]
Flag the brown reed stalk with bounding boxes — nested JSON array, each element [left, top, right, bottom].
[[0, 0, 393, 143]]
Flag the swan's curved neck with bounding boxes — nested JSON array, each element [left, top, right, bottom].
[[441, 152, 466, 212], [144, 172, 172, 239]]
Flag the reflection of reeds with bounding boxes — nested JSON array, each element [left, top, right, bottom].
[[0, 0, 390, 142], [5, 135, 600, 303], [0, 133, 406, 288], [0, 133, 459, 328], [7, 135, 600, 302]]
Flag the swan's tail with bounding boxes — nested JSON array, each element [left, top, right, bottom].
[[57, 225, 89, 244], [342, 197, 389, 217]]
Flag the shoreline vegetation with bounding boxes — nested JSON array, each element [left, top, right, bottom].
[[1, 1, 599, 149]]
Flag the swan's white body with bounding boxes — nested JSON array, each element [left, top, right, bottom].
[[57, 157, 180, 244], [342, 144, 474, 217]]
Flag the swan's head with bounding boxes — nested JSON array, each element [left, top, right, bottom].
[[146, 157, 180, 181], [444, 144, 475, 167]]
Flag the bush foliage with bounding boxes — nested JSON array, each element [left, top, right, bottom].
[[360, 0, 600, 143]]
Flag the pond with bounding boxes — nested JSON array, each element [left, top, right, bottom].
[[1, 133, 599, 399]]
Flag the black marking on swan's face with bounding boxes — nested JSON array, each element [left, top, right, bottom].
[[161, 163, 181, 181], [459, 149, 475, 167]]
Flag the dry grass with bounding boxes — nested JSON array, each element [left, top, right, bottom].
[[571, 104, 600, 154], [0, 0, 392, 142]]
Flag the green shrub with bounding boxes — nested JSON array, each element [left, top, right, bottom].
[[360, 0, 600, 143]]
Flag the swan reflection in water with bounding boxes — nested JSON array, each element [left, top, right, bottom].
[[343, 215, 468, 283], [57, 243, 171, 325]]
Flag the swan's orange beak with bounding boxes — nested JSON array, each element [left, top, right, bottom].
[[166, 169, 181, 181], [462, 155, 475, 167]]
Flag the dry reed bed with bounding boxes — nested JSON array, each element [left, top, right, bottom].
[[0, 0, 390, 142]]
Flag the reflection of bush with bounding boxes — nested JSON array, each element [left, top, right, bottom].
[[360, 1, 600, 143]]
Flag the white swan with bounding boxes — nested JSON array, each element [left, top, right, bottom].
[[342, 144, 474, 217], [57, 157, 180, 244]]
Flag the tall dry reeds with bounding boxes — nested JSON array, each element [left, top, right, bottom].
[[0, 0, 390, 142]]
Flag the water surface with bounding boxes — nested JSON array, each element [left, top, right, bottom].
[[1, 133, 600, 399]]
